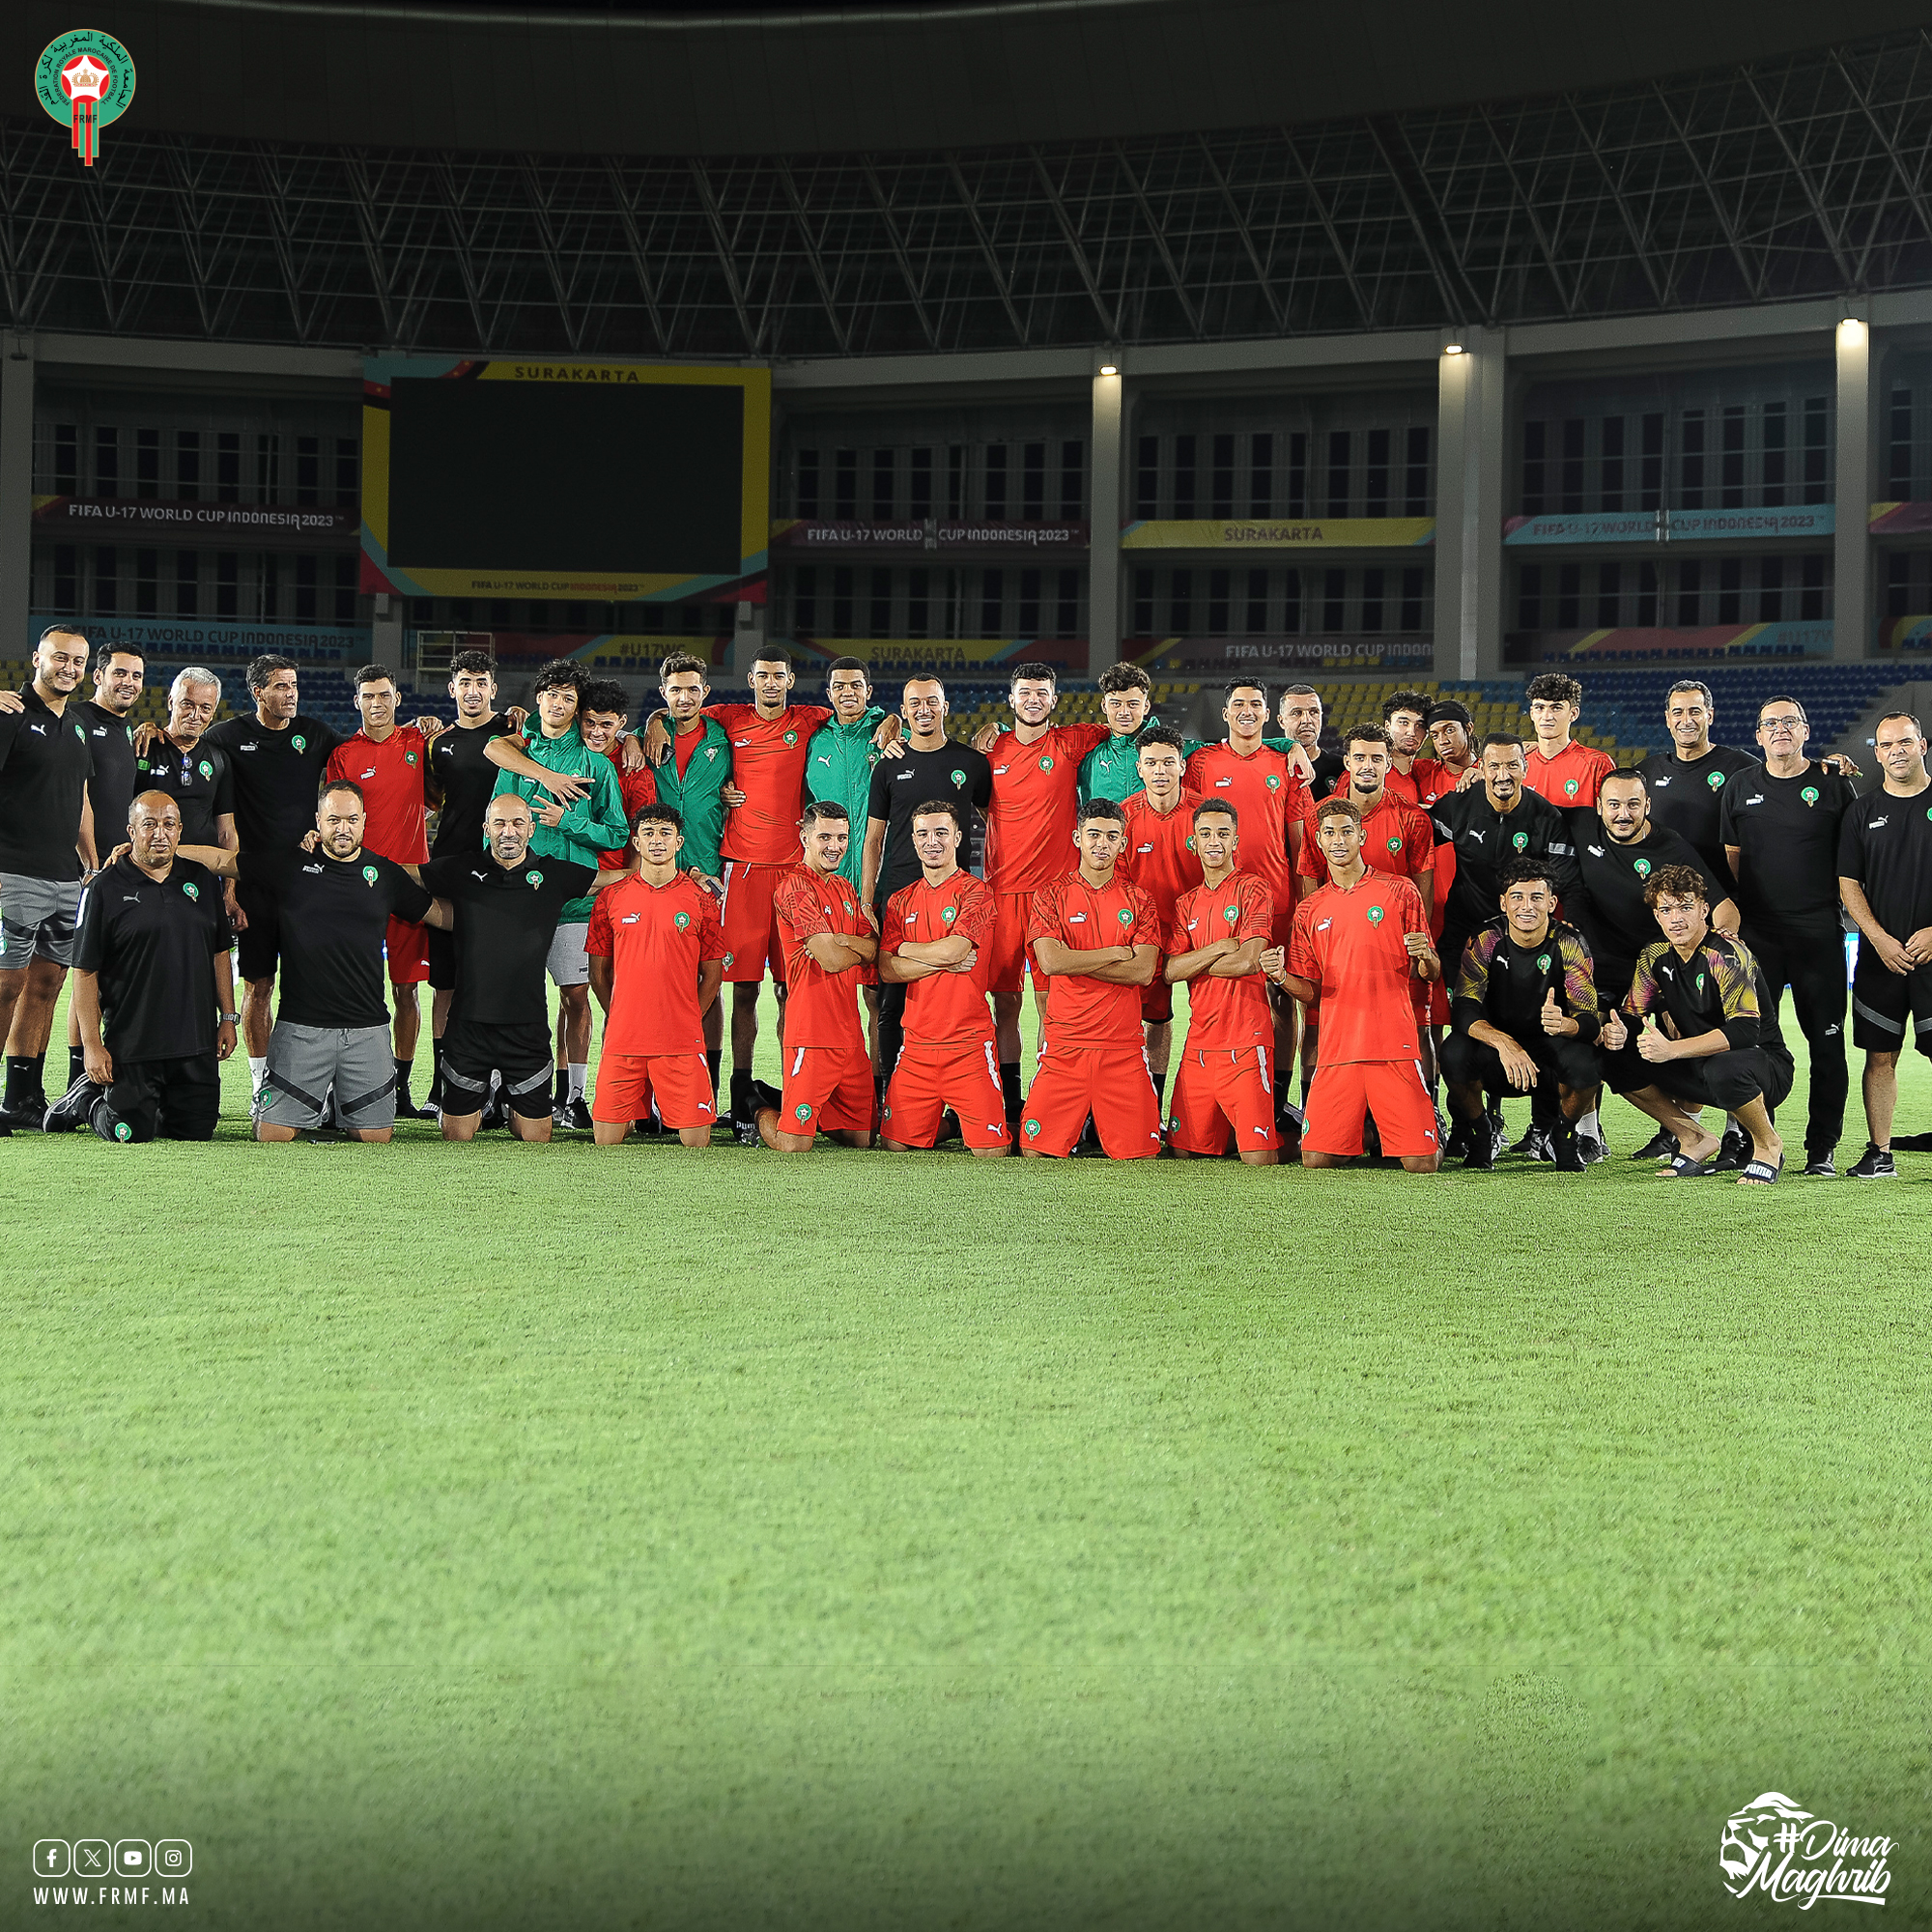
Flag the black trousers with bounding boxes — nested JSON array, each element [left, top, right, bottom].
[[1440, 1029, 1601, 1103], [1744, 918, 1849, 1154], [92, 1052, 221, 1143], [1619, 1042, 1795, 1116]]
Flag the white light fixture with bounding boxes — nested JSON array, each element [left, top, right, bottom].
[[1443, 337, 1466, 355], [1098, 360, 1120, 377]]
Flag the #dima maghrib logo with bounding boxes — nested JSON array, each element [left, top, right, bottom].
[[1719, 1792, 1894, 1906], [36, 29, 136, 167]]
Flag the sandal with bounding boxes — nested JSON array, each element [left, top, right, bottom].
[[1737, 1157, 1783, 1186], [1662, 1152, 1719, 1178]]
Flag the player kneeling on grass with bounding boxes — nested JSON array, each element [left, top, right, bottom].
[[47, 791, 239, 1143], [1163, 803, 1279, 1164], [1268, 797, 1441, 1173], [878, 802, 1008, 1156], [1439, 857, 1605, 1174], [584, 804, 724, 1148], [1599, 865, 1793, 1185], [423, 793, 597, 1144], [758, 801, 878, 1151], [1020, 799, 1164, 1159]]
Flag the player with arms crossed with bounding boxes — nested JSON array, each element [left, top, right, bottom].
[[758, 801, 878, 1151], [1116, 724, 1203, 1111], [1270, 797, 1440, 1173], [877, 801, 1008, 1156], [1164, 803, 1279, 1163], [1020, 799, 1163, 1159], [586, 804, 726, 1150]]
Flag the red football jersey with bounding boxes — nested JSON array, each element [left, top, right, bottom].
[[327, 726, 430, 865], [1286, 873, 1431, 1065], [1118, 787, 1205, 923], [596, 747, 659, 868], [706, 702, 833, 865], [882, 869, 997, 1047], [1524, 739, 1617, 810], [1027, 869, 1161, 1048], [774, 862, 869, 1048], [1183, 742, 1307, 904], [1170, 871, 1275, 1051], [1297, 792, 1435, 889], [982, 722, 1111, 892], [585, 870, 724, 1055], [1383, 757, 1448, 808]]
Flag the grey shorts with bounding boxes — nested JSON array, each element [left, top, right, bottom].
[[0, 872, 82, 968], [547, 920, 589, 987], [261, 1021, 397, 1131]]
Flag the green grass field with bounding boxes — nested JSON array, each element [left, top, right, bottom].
[[5, 987, 1931, 1928]]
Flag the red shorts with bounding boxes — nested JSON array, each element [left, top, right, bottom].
[[590, 1051, 718, 1130], [1303, 1058, 1440, 1157], [1020, 1040, 1161, 1159], [1166, 1045, 1280, 1156], [986, 891, 1041, 995], [385, 914, 429, 985], [882, 1037, 1009, 1150], [779, 1040, 874, 1135], [720, 861, 789, 983]]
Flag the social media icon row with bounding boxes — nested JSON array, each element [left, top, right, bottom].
[[32, 1840, 191, 1877]]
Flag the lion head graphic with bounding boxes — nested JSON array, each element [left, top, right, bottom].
[[1719, 1792, 1813, 1893]]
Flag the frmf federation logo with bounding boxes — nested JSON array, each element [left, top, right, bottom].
[[36, 31, 136, 167], [1719, 1792, 1892, 1906]]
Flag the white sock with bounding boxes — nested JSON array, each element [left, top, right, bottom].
[[568, 1062, 587, 1101], [248, 1055, 267, 1090], [1577, 1107, 1600, 1140]]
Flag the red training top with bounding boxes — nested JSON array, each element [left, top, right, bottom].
[[1183, 741, 1307, 909], [1170, 871, 1275, 1051], [584, 870, 724, 1055], [1524, 740, 1617, 810], [1297, 792, 1435, 890], [1028, 869, 1161, 1049], [773, 863, 869, 1049], [706, 702, 833, 866], [1118, 787, 1205, 923], [882, 869, 997, 1047], [1286, 872, 1431, 1065], [327, 726, 430, 866], [981, 723, 1111, 893]]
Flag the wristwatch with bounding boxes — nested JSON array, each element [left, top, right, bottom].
[[217, 1010, 241, 1024]]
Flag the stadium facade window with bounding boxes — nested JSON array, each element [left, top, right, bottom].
[[1059, 440, 1083, 520], [53, 545, 76, 610], [1520, 420, 1546, 516], [1640, 413, 1664, 510], [1322, 566, 1345, 631], [1676, 559, 1701, 627], [906, 568, 929, 638], [834, 449, 856, 519], [1210, 435, 1235, 518], [176, 429, 200, 500], [95, 427, 119, 498], [1597, 561, 1620, 628], [1718, 557, 1743, 624], [1287, 433, 1308, 518], [1889, 389, 1913, 499], [1720, 407, 1747, 507], [947, 446, 965, 519], [980, 568, 1004, 635], [297, 436, 320, 506], [134, 548, 157, 616], [1636, 560, 1658, 625], [831, 568, 854, 634], [332, 554, 357, 623], [1556, 563, 1580, 629], [871, 448, 895, 520], [1132, 569, 1155, 635], [490, 601, 512, 625], [1360, 567, 1383, 634], [96, 546, 118, 612], [1283, 568, 1301, 632], [1022, 442, 1045, 521], [1166, 568, 1191, 634], [1763, 403, 1787, 505], [256, 434, 280, 504], [1249, 433, 1273, 517], [639, 606, 666, 635], [1560, 419, 1584, 514], [1761, 555, 1784, 621], [984, 445, 1008, 519], [1055, 567, 1080, 638], [1172, 435, 1196, 518], [335, 439, 358, 508], [218, 556, 242, 619], [1886, 551, 1911, 616], [1405, 426, 1430, 516], [794, 566, 817, 632], [1326, 431, 1350, 517], [869, 567, 892, 637], [1135, 436, 1159, 519], [796, 448, 819, 518], [263, 554, 283, 621], [52, 423, 78, 496], [911, 447, 933, 519], [1364, 428, 1389, 518], [1518, 565, 1542, 630], [1401, 566, 1426, 631], [527, 601, 548, 629], [1679, 410, 1705, 509], [1246, 567, 1268, 633], [1018, 568, 1040, 634], [216, 433, 241, 502], [296, 555, 318, 623], [1601, 417, 1625, 511], [1207, 568, 1229, 633], [565, 600, 587, 628], [136, 428, 160, 499], [1804, 397, 1829, 501], [1801, 554, 1828, 618]]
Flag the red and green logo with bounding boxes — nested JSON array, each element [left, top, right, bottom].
[[37, 30, 135, 167]]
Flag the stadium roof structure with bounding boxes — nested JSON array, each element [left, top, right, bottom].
[[7, 7, 1932, 358]]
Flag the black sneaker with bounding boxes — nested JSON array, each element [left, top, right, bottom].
[[0, 1094, 49, 1133], [1513, 1124, 1552, 1162], [1551, 1123, 1586, 1173], [1577, 1131, 1608, 1165], [1846, 1143, 1897, 1180], [553, 1097, 593, 1132], [733, 1113, 763, 1148], [43, 1074, 103, 1134], [1443, 1119, 1469, 1161], [1630, 1129, 1678, 1161], [1461, 1124, 1494, 1171], [1709, 1125, 1750, 1173], [1802, 1153, 1837, 1178]]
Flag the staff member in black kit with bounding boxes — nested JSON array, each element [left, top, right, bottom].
[[45, 790, 238, 1141], [1636, 680, 1761, 879], [0, 625, 99, 1129], [202, 653, 343, 1104], [134, 667, 238, 848], [183, 779, 451, 1142]]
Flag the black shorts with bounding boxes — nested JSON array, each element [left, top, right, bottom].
[[233, 880, 278, 985], [93, 1053, 221, 1143], [439, 1016, 554, 1120], [426, 923, 457, 993], [1440, 1028, 1601, 1096], [1646, 1043, 1795, 1114], [1850, 947, 1932, 1057]]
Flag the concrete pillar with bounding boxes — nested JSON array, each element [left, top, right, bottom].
[[1088, 355, 1124, 674], [371, 592, 405, 674], [1834, 311, 1875, 662], [1434, 327, 1507, 682], [0, 333, 34, 657]]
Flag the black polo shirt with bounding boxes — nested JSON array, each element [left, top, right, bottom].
[[1431, 786, 1578, 937], [422, 853, 594, 1024], [72, 855, 231, 1061], [1719, 763, 1860, 929], [1837, 782, 1932, 939], [429, 714, 522, 860], [0, 686, 95, 880], [204, 713, 342, 853], [238, 848, 431, 1029], [1571, 823, 1728, 990], [1636, 744, 1758, 879], [77, 700, 139, 851], [865, 743, 995, 903], [135, 735, 235, 847]]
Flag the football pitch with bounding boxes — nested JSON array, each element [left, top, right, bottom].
[[5, 989, 1930, 1929]]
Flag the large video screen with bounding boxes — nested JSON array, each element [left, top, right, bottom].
[[360, 358, 771, 604]]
